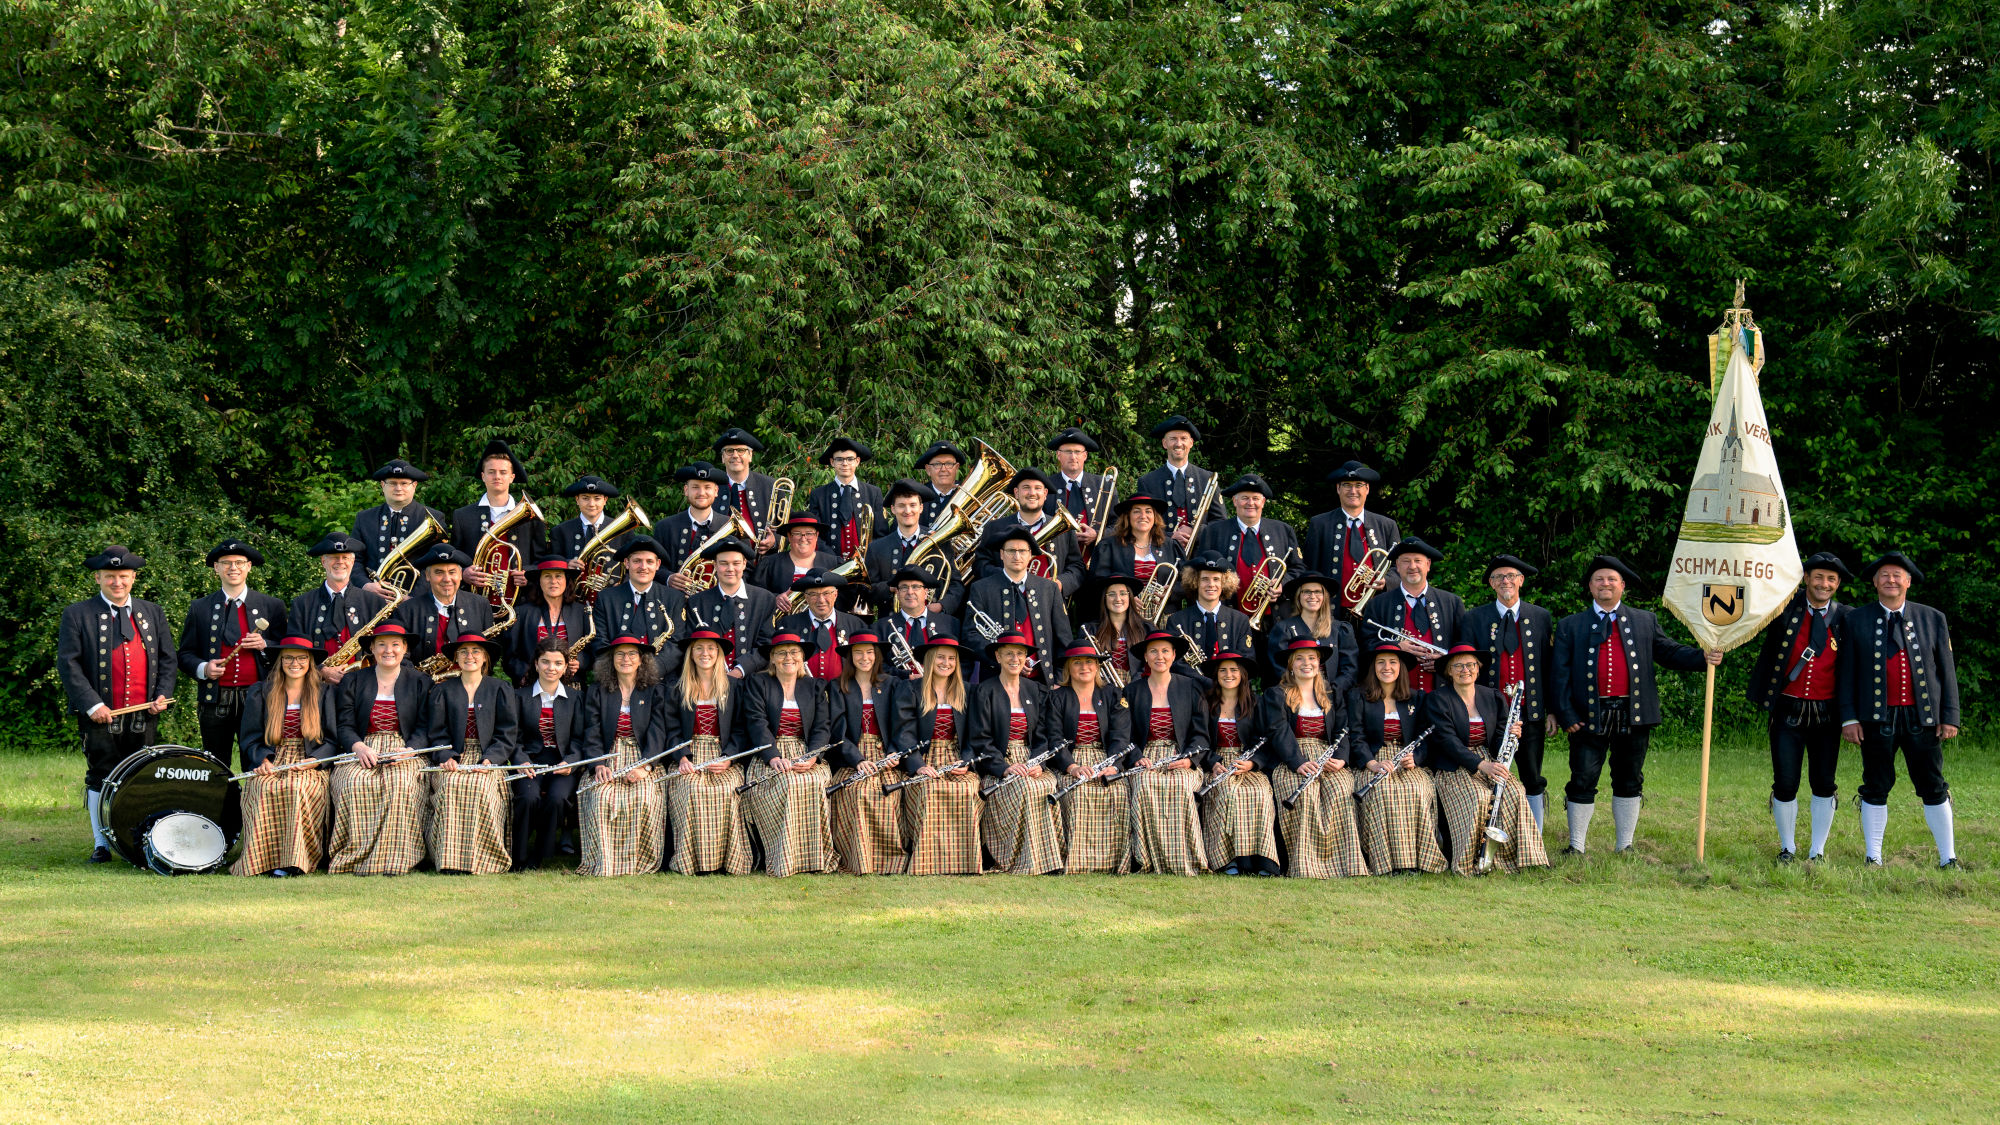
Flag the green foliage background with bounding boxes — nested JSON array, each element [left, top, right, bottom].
[[2, 0, 1992, 744]]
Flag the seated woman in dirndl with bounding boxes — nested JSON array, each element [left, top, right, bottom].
[[576, 636, 670, 876], [1263, 636, 1371, 878], [1121, 631, 1211, 876], [827, 632, 907, 874], [663, 628, 754, 875], [1353, 643, 1447, 874], [1200, 649, 1282, 876], [741, 632, 838, 875], [970, 633, 1063, 874], [1048, 641, 1134, 874], [894, 636, 982, 875], [1426, 644, 1548, 875], [327, 623, 433, 876], [424, 633, 518, 874], [232, 636, 338, 876]]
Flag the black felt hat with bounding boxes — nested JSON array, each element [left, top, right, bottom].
[[562, 475, 621, 498], [206, 539, 264, 566], [1150, 415, 1200, 441], [368, 458, 430, 483], [1046, 427, 1100, 453], [712, 427, 765, 454], [84, 545, 145, 570]]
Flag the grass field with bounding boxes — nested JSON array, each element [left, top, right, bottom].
[[2, 733, 1997, 1124]]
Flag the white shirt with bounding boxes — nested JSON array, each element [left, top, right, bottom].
[[532, 682, 569, 705], [484, 495, 518, 520], [1401, 584, 1429, 604], [1236, 519, 1260, 537]]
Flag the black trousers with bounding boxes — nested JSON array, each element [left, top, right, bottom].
[[199, 692, 251, 841], [1564, 726, 1652, 802], [1768, 698, 1842, 802], [1514, 725, 1548, 798], [509, 771, 579, 870], [1857, 708, 1950, 806], [80, 715, 156, 790]]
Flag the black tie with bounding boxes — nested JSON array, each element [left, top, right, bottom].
[[1501, 610, 1519, 654], [222, 599, 244, 645], [1887, 611, 1905, 655], [1065, 480, 1085, 516], [1807, 607, 1829, 653], [1203, 611, 1217, 650], [113, 606, 132, 644]]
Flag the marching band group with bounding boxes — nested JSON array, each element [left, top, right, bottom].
[[56, 417, 1965, 877]]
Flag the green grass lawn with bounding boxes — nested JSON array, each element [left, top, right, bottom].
[[2, 733, 1996, 1124]]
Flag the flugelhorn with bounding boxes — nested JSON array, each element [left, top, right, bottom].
[[574, 498, 651, 605], [1363, 618, 1449, 662], [1341, 546, 1391, 609], [1136, 563, 1179, 625], [1243, 555, 1287, 630]]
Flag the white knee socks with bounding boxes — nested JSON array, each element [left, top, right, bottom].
[[1772, 797, 1798, 853], [1807, 795, 1836, 859], [86, 788, 108, 848], [1923, 801, 1957, 865], [1566, 801, 1593, 852], [1612, 796, 1642, 851], [1527, 793, 1546, 832], [1860, 800, 1888, 863]]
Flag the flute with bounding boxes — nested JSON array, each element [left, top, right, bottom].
[[826, 747, 911, 795], [736, 743, 835, 795], [515, 751, 619, 780], [978, 741, 1069, 799], [1351, 729, 1434, 799], [636, 742, 771, 788], [1047, 742, 1136, 803], [1281, 728, 1353, 810], [883, 754, 977, 794], [576, 739, 698, 794], [1195, 736, 1270, 798], [1106, 745, 1199, 783]]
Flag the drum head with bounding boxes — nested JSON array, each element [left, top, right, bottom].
[[142, 812, 228, 875], [101, 745, 230, 867]]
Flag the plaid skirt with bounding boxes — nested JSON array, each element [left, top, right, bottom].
[[327, 731, 430, 875], [902, 738, 983, 875], [429, 739, 512, 874], [1129, 740, 1207, 876], [1434, 763, 1550, 875], [1359, 742, 1448, 874], [1273, 739, 1370, 878], [666, 734, 752, 875], [1059, 741, 1130, 874], [578, 735, 667, 876], [742, 736, 836, 876], [830, 733, 906, 874], [231, 737, 330, 876], [1199, 754, 1279, 871], [981, 738, 1063, 874]]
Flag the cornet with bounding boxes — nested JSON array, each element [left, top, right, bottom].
[[1243, 556, 1287, 630]]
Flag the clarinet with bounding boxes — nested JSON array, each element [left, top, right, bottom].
[[1351, 728, 1435, 799], [1047, 742, 1135, 803], [576, 739, 701, 795], [736, 743, 835, 795], [826, 747, 911, 795], [978, 741, 1070, 799], [882, 753, 977, 794], [1281, 728, 1353, 810], [1195, 736, 1270, 798], [1476, 685, 1526, 873], [1106, 745, 1199, 782]]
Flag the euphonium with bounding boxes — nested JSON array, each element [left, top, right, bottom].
[[676, 512, 757, 593], [1341, 546, 1391, 609], [371, 513, 447, 599], [471, 495, 545, 632], [574, 498, 652, 605], [1136, 563, 1179, 625], [765, 478, 795, 538], [1243, 556, 1288, 630]]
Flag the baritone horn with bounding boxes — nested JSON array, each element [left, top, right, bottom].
[[371, 512, 447, 599], [574, 498, 651, 605]]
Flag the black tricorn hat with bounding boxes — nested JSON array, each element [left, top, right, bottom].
[[1325, 460, 1381, 484], [1802, 551, 1853, 581], [415, 543, 474, 570], [368, 458, 430, 483], [1483, 554, 1540, 580], [1386, 536, 1444, 563], [820, 437, 872, 465], [206, 539, 265, 567], [1047, 427, 1100, 453], [1221, 474, 1274, 499], [1150, 415, 1200, 441], [562, 475, 621, 498], [675, 461, 724, 484], [1859, 551, 1923, 584], [307, 533, 364, 557], [712, 427, 765, 454], [476, 439, 528, 480], [1583, 554, 1644, 590], [85, 545, 145, 571]]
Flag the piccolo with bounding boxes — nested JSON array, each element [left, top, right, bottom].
[[979, 741, 1070, 799], [515, 751, 620, 780], [1351, 729, 1434, 799], [1282, 728, 1353, 810], [736, 744, 835, 795], [1195, 736, 1270, 798], [827, 747, 911, 795], [1106, 746, 1199, 783], [576, 739, 697, 794], [883, 754, 977, 794], [1048, 743, 1136, 803], [104, 698, 173, 719]]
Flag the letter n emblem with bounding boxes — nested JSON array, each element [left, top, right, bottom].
[[1702, 584, 1746, 626]]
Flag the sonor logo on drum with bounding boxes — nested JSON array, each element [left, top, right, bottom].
[[153, 766, 214, 781]]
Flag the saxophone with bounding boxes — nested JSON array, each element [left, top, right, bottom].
[[320, 596, 407, 675], [471, 495, 545, 632], [574, 498, 652, 606]]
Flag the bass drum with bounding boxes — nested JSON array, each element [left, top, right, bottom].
[[99, 744, 232, 870], [142, 811, 229, 875]]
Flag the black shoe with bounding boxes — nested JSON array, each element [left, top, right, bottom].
[[1806, 852, 1825, 862], [1777, 849, 1795, 863], [1865, 857, 1884, 868], [1940, 858, 1960, 870], [87, 846, 113, 864], [1221, 863, 1240, 875], [1560, 845, 1585, 856]]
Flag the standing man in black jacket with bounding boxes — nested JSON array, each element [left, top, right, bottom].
[[1455, 554, 1555, 830], [353, 458, 447, 596], [1746, 551, 1852, 861], [177, 539, 286, 840], [1304, 461, 1400, 614], [1135, 415, 1225, 551]]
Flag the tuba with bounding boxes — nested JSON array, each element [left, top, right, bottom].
[[1243, 556, 1288, 630], [371, 513, 447, 600], [1341, 545, 1391, 610], [574, 498, 652, 606], [1136, 563, 1179, 625], [764, 478, 794, 540], [676, 512, 757, 593], [471, 495, 545, 633]]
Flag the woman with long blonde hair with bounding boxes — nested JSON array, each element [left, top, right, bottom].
[[894, 636, 981, 875], [664, 629, 753, 875], [1262, 636, 1370, 878], [232, 637, 337, 876]]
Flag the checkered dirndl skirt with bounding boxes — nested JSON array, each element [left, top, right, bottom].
[[830, 732, 906, 874], [231, 737, 330, 876], [328, 732, 430, 875], [428, 739, 512, 874], [1129, 740, 1207, 876], [981, 738, 1063, 874], [742, 736, 836, 876], [902, 738, 983, 875], [1273, 738, 1370, 878], [578, 735, 667, 876], [1359, 742, 1447, 874], [1199, 753, 1279, 872], [1434, 756, 1549, 875], [1059, 741, 1130, 874], [667, 734, 752, 875]]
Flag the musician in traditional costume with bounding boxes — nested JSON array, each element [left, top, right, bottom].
[[656, 461, 734, 582], [589, 536, 681, 676], [970, 633, 1063, 874], [1303, 461, 1399, 612], [973, 468, 1086, 598], [1046, 427, 1115, 557], [774, 569, 866, 682], [1263, 571, 1358, 695], [1455, 554, 1554, 830], [751, 514, 840, 595], [827, 633, 906, 874], [663, 628, 754, 875], [511, 638, 584, 872], [1048, 643, 1134, 874], [1122, 631, 1211, 875], [453, 438, 546, 595], [231, 636, 336, 876], [58, 546, 176, 863], [1353, 645, 1446, 874], [506, 557, 589, 683], [1091, 493, 1182, 584], [682, 537, 774, 678], [1745, 552, 1851, 861], [1078, 572, 1146, 687], [1166, 551, 1253, 671], [1549, 555, 1719, 854], [1136, 416, 1224, 550], [1201, 650, 1281, 876], [876, 567, 959, 681], [1359, 537, 1461, 692], [576, 636, 670, 876], [423, 633, 517, 875], [807, 437, 885, 561], [550, 475, 631, 561], [916, 441, 968, 530], [354, 459, 448, 596], [179, 539, 285, 839], [288, 533, 386, 685], [712, 428, 780, 553], [1195, 474, 1303, 618], [741, 632, 838, 875], [393, 544, 495, 669], [895, 636, 983, 875], [328, 623, 432, 876], [866, 479, 963, 615], [1837, 552, 1962, 867], [963, 525, 1072, 677], [1426, 645, 1547, 875], [1264, 636, 1370, 878]]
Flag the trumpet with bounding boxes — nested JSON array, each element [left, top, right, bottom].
[[1136, 563, 1179, 625], [979, 742, 1069, 799], [372, 512, 448, 599], [1363, 618, 1449, 662], [574, 498, 651, 605], [1351, 728, 1434, 799], [1047, 742, 1136, 803], [1341, 546, 1391, 609], [471, 495, 544, 632], [886, 628, 920, 675], [1477, 684, 1527, 874], [676, 512, 757, 594], [1175, 623, 1209, 669], [765, 478, 795, 539], [1243, 555, 1287, 630], [1196, 736, 1270, 797], [1281, 728, 1352, 810]]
